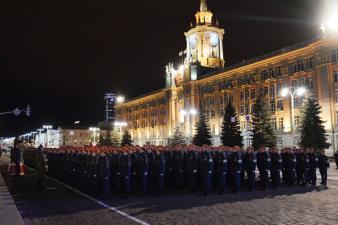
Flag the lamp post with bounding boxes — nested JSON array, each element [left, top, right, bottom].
[[180, 108, 197, 143], [89, 127, 100, 146], [114, 121, 127, 137], [281, 87, 306, 138]]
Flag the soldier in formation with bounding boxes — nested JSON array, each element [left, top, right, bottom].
[[22, 145, 330, 197]]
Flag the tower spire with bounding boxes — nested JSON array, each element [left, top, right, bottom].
[[200, 0, 208, 12]]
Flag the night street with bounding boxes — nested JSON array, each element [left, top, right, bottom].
[[1, 155, 338, 225]]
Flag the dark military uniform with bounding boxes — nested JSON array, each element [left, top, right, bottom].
[[270, 151, 282, 189], [136, 151, 149, 194], [214, 150, 228, 194], [308, 151, 318, 185], [121, 152, 132, 197], [257, 150, 271, 190], [243, 151, 256, 191], [111, 152, 122, 194], [318, 153, 330, 185], [296, 151, 306, 185], [99, 153, 111, 195], [185, 150, 198, 192], [154, 152, 166, 194], [164, 150, 174, 189], [199, 150, 213, 195], [173, 150, 185, 190], [284, 152, 296, 187], [228, 151, 242, 192]]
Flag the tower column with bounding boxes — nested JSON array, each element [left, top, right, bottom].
[[219, 35, 224, 60]]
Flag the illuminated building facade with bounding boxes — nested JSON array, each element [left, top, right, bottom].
[[116, 0, 338, 154]]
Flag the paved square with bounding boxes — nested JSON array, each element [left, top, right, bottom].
[[1, 155, 338, 225]]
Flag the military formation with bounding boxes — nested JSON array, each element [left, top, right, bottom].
[[23, 145, 330, 197]]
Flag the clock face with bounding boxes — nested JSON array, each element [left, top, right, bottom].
[[190, 38, 197, 49], [210, 34, 218, 47]]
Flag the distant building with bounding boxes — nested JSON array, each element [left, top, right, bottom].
[[116, 0, 338, 154], [35, 127, 106, 148]]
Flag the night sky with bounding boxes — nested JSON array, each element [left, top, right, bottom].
[[1, 0, 326, 137]]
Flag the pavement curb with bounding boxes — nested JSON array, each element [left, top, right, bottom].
[[0, 167, 26, 225]]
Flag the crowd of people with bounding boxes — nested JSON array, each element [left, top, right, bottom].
[[23, 144, 330, 197]]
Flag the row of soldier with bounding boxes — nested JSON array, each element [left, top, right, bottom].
[[23, 145, 330, 197]]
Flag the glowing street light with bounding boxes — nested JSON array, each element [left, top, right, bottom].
[[89, 127, 100, 145], [116, 95, 125, 104], [280, 87, 307, 137], [180, 108, 198, 142]]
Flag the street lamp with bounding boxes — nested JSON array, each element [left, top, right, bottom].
[[114, 121, 127, 137], [281, 87, 307, 137], [89, 127, 100, 145], [180, 108, 197, 143], [116, 95, 125, 104]]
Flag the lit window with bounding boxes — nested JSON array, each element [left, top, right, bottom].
[[294, 116, 301, 128], [278, 118, 284, 130]]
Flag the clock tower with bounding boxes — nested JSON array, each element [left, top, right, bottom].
[[185, 0, 225, 68]]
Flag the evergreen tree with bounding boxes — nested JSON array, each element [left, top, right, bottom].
[[171, 124, 186, 146], [98, 134, 105, 146], [251, 95, 276, 149], [121, 130, 133, 146], [111, 131, 121, 147], [221, 102, 243, 147], [300, 97, 330, 150], [192, 106, 212, 146]]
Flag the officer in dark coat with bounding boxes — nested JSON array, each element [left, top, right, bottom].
[[130, 150, 138, 193], [307, 148, 318, 185], [199, 147, 213, 196], [243, 147, 256, 191], [111, 150, 122, 194], [214, 147, 228, 194], [164, 148, 174, 189], [318, 149, 330, 186], [185, 147, 198, 192], [136, 148, 149, 194], [256, 146, 271, 190], [284, 148, 296, 187], [154, 150, 166, 194], [89, 151, 100, 195], [270, 147, 282, 189], [295, 148, 307, 185], [173, 148, 185, 190], [228, 147, 242, 193], [121, 150, 132, 197], [99, 151, 111, 195]]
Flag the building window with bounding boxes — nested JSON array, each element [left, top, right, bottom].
[[264, 87, 269, 96], [334, 72, 338, 82], [278, 118, 284, 130], [251, 89, 256, 99], [277, 100, 283, 111], [245, 90, 250, 100], [292, 80, 297, 89], [271, 118, 277, 130], [240, 91, 244, 101], [240, 105, 245, 115], [294, 116, 301, 128], [270, 100, 275, 113], [245, 104, 250, 115], [229, 94, 234, 103], [294, 98, 301, 109], [332, 49, 338, 62], [269, 85, 275, 97]]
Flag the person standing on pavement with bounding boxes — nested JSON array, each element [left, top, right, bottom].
[[270, 147, 282, 189], [256, 146, 271, 190], [243, 146, 257, 191], [318, 149, 330, 186], [36, 144, 48, 189]]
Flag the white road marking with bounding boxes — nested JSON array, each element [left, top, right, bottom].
[[28, 166, 150, 225]]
